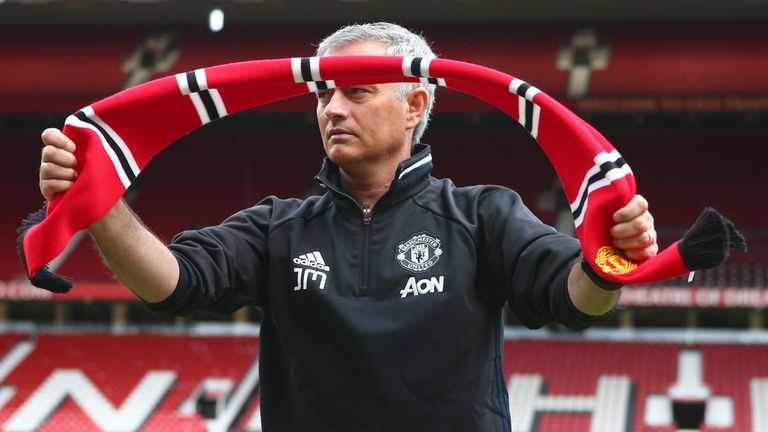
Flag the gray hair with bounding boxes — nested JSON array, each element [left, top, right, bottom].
[[315, 22, 437, 146]]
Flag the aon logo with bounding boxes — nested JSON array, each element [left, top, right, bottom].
[[400, 276, 444, 298]]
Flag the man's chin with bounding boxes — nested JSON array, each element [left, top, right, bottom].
[[326, 145, 360, 164]]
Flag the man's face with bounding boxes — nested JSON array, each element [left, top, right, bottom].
[[317, 40, 413, 169]]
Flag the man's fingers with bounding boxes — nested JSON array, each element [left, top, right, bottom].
[[623, 243, 659, 261], [613, 228, 657, 249], [40, 179, 75, 201], [612, 194, 648, 222], [41, 145, 77, 169], [610, 211, 654, 239], [41, 128, 76, 152], [40, 162, 78, 181], [609, 194, 659, 262], [39, 129, 78, 201]]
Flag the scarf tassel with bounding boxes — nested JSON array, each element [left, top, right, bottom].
[[16, 206, 73, 293], [678, 207, 747, 271]]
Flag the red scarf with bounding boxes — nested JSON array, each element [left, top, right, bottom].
[[18, 56, 745, 292]]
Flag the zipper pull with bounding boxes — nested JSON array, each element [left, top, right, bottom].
[[362, 202, 372, 225]]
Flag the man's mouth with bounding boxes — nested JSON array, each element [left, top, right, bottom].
[[328, 127, 354, 139]]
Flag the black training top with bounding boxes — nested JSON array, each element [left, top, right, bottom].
[[145, 144, 608, 431]]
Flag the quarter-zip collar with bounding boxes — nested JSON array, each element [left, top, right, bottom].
[[314, 144, 434, 211]]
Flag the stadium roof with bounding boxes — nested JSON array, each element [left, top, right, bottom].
[[1, 0, 768, 26]]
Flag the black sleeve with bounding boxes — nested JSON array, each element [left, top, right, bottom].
[[143, 199, 274, 316], [475, 187, 611, 330]]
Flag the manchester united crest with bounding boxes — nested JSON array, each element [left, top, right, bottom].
[[595, 246, 637, 275], [395, 232, 443, 273]]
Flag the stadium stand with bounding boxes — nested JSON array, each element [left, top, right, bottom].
[[0, 333, 766, 431], [0, 333, 259, 431], [503, 336, 768, 432]]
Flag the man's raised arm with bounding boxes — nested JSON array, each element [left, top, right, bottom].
[[40, 128, 178, 303]]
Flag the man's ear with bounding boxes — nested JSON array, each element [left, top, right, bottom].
[[405, 87, 429, 130]]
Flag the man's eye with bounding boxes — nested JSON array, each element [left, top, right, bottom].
[[316, 90, 331, 100]]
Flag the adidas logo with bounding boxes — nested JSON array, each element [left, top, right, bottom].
[[292, 251, 330, 291], [293, 251, 330, 272]]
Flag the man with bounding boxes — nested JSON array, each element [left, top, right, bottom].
[[39, 22, 657, 431]]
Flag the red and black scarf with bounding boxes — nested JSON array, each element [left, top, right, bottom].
[[17, 56, 746, 292]]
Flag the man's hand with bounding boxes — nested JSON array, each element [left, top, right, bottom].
[[610, 194, 658, 261], [37, 128, 178, 303], [39, 128, 78, 201], [568, 194, 658, 316]]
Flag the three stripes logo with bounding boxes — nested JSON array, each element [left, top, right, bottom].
[[509, 78, 541, 139], [65, 107, 140, 189], [176, 69, 227, 125], [570, 150, 633, 228], [293, 251, 330, 272]]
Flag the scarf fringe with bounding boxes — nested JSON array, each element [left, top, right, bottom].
[[16, 205, 73, 293], [678, 207, 748, 271]]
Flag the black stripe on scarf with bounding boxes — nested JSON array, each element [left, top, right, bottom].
[[513, 82, 535, 133], [299, 57, 330, 90], [524, 100, 534, 134], [186, 71, 201, 92], [514, 82, 531, 97], [571, 157, 628, 222], [185, 71, 220, 121], [198, 90, 221, 121], [74, 111, 136, 183], [300, 58, 313, 82], [410, 57, 423, 77]]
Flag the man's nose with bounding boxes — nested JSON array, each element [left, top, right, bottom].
[[323, 91, 349, 119]]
